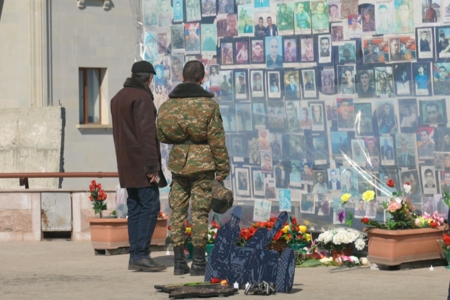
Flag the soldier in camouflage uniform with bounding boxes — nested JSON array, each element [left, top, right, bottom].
[[157, 61, 230, 276]]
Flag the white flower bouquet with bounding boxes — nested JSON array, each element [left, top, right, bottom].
[[316, 228, 366, 251]]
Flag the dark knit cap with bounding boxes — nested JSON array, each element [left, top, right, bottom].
[[131, 61, 156, 74]]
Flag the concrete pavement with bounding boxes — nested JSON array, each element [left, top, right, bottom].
[[0, 241, 449, 300]]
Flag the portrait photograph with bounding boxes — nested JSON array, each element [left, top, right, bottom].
[[289, 134, 306, 160], [433, 63, 450, 95], [440, 170, 450, 195], [364, 137, 379, 157], [347, 14, 362, 39], [219, 70, 233, 101], [277, 2, 295, 35], [328, 168, 341, 191], [258, 129, 270, 151], [388, 36, 416, 62], [267, 70, 282, 99], [186, 0, 201, 22], [338, 41, 356, 63], [252, 102, 267, 129], [434, 128, 450, 152], [360, 4, 375, 32], [264, 177, 276, 199], [237, 4, 254, 36], [201, 24, 217, 56], [331, 24, 344, 44], [395, 133, 417, 168], [235, 103, 252, 131], [312, 135, 329, 164], [417, 126, 435, 159], [170, 25, 185, 52], [235, 167, 251, 196], [416, 27, 434, 60], [362, 38, 389, 63], [184, 22, 200, 54], [253, 12, 277, 37], [171, 55, 184, 83], [330, 131, 349, 156], [310, 103, 326, 132], [394, 0, 414, 34], [421, 166, 438, 195], [172, 0, 184, 22], [274, 161, 289, 189], [301, 161, 313, 185], [267, 102, 285, 131], [270, 133, 283, 158], [378, 171, 398, 197], [351, 139, 366, 166], [311, 0, 329, 34], [283, 70, 301, 100], [320, 68, 336, 95], [374, 66, 394, 97], [311, 170, 328, 194], [282, 36, 299, 63], [157, 33, 168, 55], [398, 98, 419, 132], [285, 101, 301, 133], [318, 34, 332, 64], [234, 69, 249, 100], [201, 0, 216, 17], [376, 101, 398, 135], [336, 98, 354, 131], [290, 160, 303, 188], [337, 65, 356, 95], [340, 166, 360, 198], [356, 67, 375, 98], [422, 0, 440, 24], [299, 107, 312, 130], [327, 104, 338, 122], [220, 40, 234, 65], [354, 103, 374, 136], [220, 104, 236, 132], [329, 1, 341, 22], [260, 151, 274, 174], [294, 1, 312, 34], [375, 2, 394, 34], [436, 26, 450, 59], [301, 194, 315, 214], [252, 169, 265, 197], [250, 70, 265, 100], [379, 135, 395, 164], [265, 36, 283, 69], [144, 31, 159, 64], [393, 63, 412, 96], [250, 38, 265, 64], [253, 199, 271, 221], [230, 134, 246, 157], [341, 0, 359, 19], [234, 38, 250, 65], [419, 99, 447, 125], [300, 36, 315, 62], [218, 0, 234, 14], [301, 69, 317, 98], [412, 62, 432, 96], [208, 65, 221, 88]]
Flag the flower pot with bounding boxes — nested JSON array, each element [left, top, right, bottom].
[[367, 226, 445, 266], [87, 218, 129, 249], [288, 243, 307, 251], [443, 250, 450, 269]]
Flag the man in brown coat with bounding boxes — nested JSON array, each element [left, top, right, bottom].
[[111, 61, 167, 272]]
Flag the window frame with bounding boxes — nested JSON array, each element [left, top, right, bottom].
[[79, 67, 102, 125]]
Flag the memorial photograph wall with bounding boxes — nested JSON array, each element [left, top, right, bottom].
[[142, 0, 450, 230]]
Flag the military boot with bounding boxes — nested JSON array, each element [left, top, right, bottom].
[[190, 246, 206, 276], [173, 246, 190, 275]]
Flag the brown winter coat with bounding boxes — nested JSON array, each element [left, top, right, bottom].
[[111, 77, 167, 188]]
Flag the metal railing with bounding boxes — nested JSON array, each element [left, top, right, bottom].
[[0, 172, 119, 189]]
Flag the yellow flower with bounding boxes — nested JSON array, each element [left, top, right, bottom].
[[305, 233, 311, 241], [282, 224, 290, 233], [341, 193, 352, 204], [299, 225, 307, 233], [362, 190, 375, 202], [186, 227, 191, 234]]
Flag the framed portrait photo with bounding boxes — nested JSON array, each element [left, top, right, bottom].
[[317, 34, 332, 64], [282, 36, 299, 63], [319, 67, 336, 95], [338, 41, 356, 63], [185, 23, 201, 54], [436, 26, 450, 60], [388, 36, 416, 62], [283, 69, 301, 100], [374, 65, 394, 98], [250, 70, 265, 100], [220, 39, 234, 65], [233, 69, 249, 100], [301, 68, 317, 98], [398, 98, 419, 133], [265, 36, 283, 69], [393, 63, 412, 96], [267, 70, 282, 100], [309, 102, 326, 132], [416, 27, 434, 60], [362, 38, 388, 64], [433, 62, 450, 95], [419, 99, 447, 125], [234, 37, 250, 65], [412, 62, 432, 96], [299, 35, 316, 62], [252, 169, 266, 198], [337, 65, 356, 95], [250, 37, 265, 64], [234, 167, 251, 197]]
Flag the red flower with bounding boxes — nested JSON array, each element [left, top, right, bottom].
[[273, 230, 282, 241], [89, 185, 94, 192], [361, 217, 370, 224], [97, 183, 102, 190], [269, 217, 277, 222], [211, 221, 220, 229], [168, 225, 171, 231], [404, 182, 410, 186], [386, 179, 395, 187], [89, 195, 93, 201], [443, 234, 450, 246], [91, 180, 97, 187], [291, 217, 297, 225], [158, 212, 163, 217], [430, 221, 438, 228]]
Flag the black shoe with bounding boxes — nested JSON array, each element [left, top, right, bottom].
[[174, 246, 190, 275], [128, 257, 166, 272], [190, 247, 206, 276]]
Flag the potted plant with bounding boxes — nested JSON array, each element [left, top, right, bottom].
[[316, 227, 366, 259], [438, 228, 450, 269], [354, 180, 446, 265]]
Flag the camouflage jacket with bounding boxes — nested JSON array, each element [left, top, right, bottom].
[[157, 83, 230, 178]]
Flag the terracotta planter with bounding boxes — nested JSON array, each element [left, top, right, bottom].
[[87, 218, 129, 249], [87, 217, 168, 249], [367, 226, 444, 265]]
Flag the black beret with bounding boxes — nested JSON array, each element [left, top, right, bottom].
[[131, 61, 156, 74]]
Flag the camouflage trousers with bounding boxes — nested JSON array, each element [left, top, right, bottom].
[[169, 171, 214, 248]]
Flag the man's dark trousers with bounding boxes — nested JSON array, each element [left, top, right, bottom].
[[126, 186, 160, 261]]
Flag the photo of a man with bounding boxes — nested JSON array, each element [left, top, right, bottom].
[[312, 170, 328, 193], [285, 72, 300, 99], [417, 127, 434, 158], [285, 101, 300, 132], [357, 70, 375, 98], [433, 64, 450, 95], [265, 16, 278, 36], [419, 29, 432, 54], [251, 70, 264, 99], [337, 98, 354, 130], [421, 100, 446, 124], [254, 16, 266, 37], [396, 135, 416, 168], [347, 15, 362, 38], [318, 35, 331, 63], [251, 40, 264, 63], [302, 70, 316, 97], [328, 169, 341, 191], [413, 63, 430, 96], [185, 23, 201, 53], [380, 137, 394, 160], [311, 1, 329, 33], [376, 3, 393, 34], [265, 36, 283, 68], [422, 167, 437, 194], [224, 14, 238, 37], [283, 39, 298, 62], [295, 2, 311, 33], [423, 0, 437, 23]]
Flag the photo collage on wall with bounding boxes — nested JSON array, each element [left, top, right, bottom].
[[144, 0, 450, 230]]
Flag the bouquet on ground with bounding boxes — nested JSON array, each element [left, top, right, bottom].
[[207, 221, 220, 244], [89, 180, 107, 217], [316, 227, 366, 251]]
